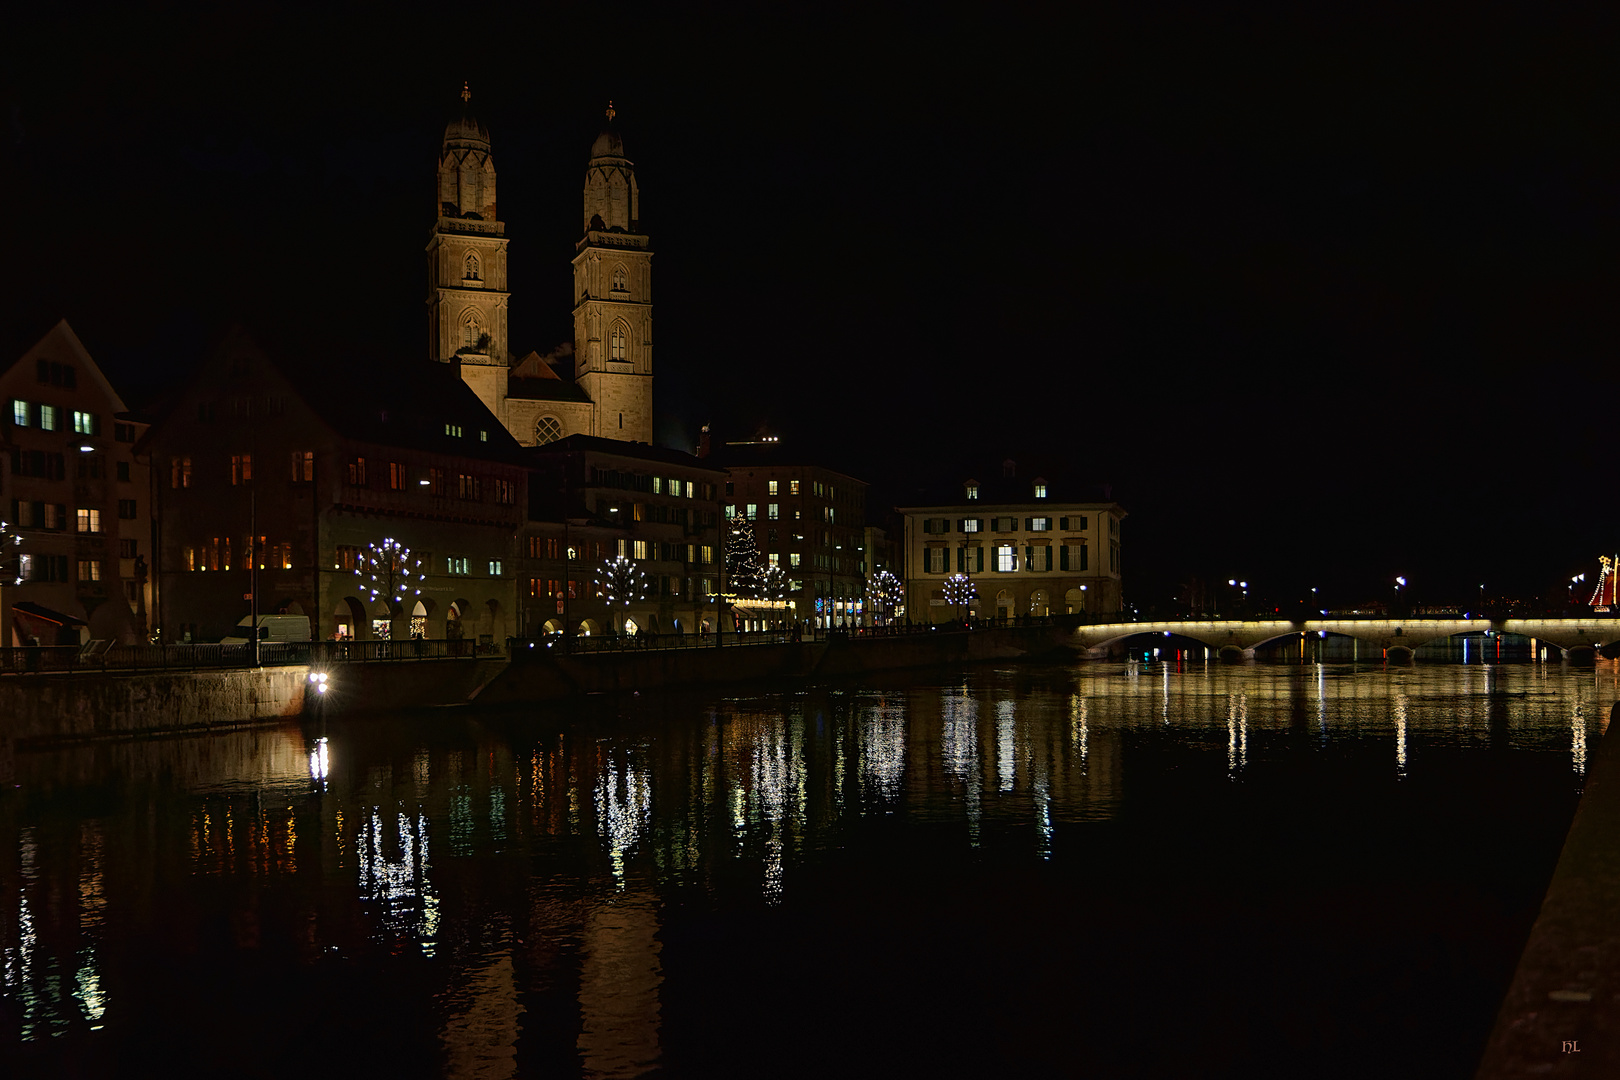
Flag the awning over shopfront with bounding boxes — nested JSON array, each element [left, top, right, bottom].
[[11, 600, 90, 645]]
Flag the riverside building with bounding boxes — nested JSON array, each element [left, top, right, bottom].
[[898, 462, 1125, 622], [2, 321, 151, 645]]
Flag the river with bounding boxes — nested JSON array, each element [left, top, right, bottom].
[[2, 659, 1614, 1078]]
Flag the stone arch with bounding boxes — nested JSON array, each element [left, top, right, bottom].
[[333, 596, 365, 640], [608, 318, 631, 363], [446, 599, 470, 641], [460, 309, 485, 350], [1065, 587, 1087, 614], [484, 597, 506, 645], [542, 618, 564, 635], [995, 588, 1015, 620], [578, 618, 602, 636], [1029, 589, 1049, 617]]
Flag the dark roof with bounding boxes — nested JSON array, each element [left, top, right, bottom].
[[529, 433, 724, 473], [507, 377, 592, 404], [703, 441, 868, 485], [897, 458, 1116, 508]]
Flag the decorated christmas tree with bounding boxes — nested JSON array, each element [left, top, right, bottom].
[[867, 569, 902, 625], [724, 513, 765, 601]]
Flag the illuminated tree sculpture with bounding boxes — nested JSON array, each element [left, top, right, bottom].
[[0, 519, 21, 586], [942, 572, 977, 624], [867, 569, 902, 626], [758, 564, 788, 629], [596, 555, 650, 633], [724, 512, 765, 601], [355, 538, 423, 624]]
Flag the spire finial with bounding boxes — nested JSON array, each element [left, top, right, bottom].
[[605, 100, 616, 123], [461, 82, 471, 104]]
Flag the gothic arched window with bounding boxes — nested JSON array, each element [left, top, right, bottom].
[[609, 325, 627, 362], [465, 253, 481, 281], [612, 266, 627, 292], [462, 313, 484, 350]]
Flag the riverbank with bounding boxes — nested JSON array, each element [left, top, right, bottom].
[[0, 624, 1072, 749], [1475, 702, 1620, 1078]]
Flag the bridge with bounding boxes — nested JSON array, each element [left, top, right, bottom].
[[1064, 617, 1620, 661]]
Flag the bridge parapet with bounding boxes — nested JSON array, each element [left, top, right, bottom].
[[1066, 617, 1620, 657]]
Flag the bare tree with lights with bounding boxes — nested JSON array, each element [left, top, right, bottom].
[[758, 564, 788, 630], [596, 555, 650, 634], [355, 538, 422, 639], [867, 569, 901, 626], [943, 572, 977, 625]]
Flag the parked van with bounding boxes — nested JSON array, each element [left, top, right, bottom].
[[221, 614, 312, 645]]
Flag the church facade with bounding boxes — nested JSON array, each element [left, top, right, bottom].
[[428, 94, 654, 448]]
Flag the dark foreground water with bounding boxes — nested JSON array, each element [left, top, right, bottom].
[[2, 660, 1615, 1079]]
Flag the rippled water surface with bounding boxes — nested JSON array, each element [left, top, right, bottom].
[[3, 660, 1616, 1078]]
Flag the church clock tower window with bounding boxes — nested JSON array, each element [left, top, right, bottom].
[[612, 266, 626, 293], [465, 253, 481, 281], [609, 325, 627, 362]]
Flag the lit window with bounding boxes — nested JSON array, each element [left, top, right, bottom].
[[347, 457, 367, 485], [290, 451, 314, 482], [77, 507, 102, 534], [768, 503, 779, 520], [444, 423, 463, 437], [1029, 517, 1051, 531], [633, 540, 649, 560], [962, 519, 980, 533], [447, 555, 469, 574], [1034, 480, 1048, 498], [996, 544, 1018, 572], [230, 454, 253, 485], [790, 480, 800, 495], [768, 480, 779, 496], [78, 559, 102, 582], [73, 410, 97, 435], [746, 503, 758, 519], [11, 399, 27, 426], [39, 405, 57, 431], [488, 560, 503, 576], [966, 482, 979, 500], [790, 553, 801, 568]]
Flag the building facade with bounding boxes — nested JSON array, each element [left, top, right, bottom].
[[1, 321, 151, 645], [142, 331, 526, 645], [899, 466, 1125, 623], [432, 95, 653, 449], [711, 440, 871, 629], [519, 436, 724, 637]]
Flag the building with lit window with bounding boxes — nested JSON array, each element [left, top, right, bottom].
[[1, 320, 151, 645], [519, 436, 724, 637], [703, 434, 871, 630], [898, 461, 1125, 623], [140, 330, 526, 644]]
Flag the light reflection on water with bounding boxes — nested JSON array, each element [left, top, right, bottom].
[[2, 661, 1617, 1077]]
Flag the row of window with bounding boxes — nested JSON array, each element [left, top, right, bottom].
[[921, 515, 1092, 535], [964, 480, 1048, 500], [922, 542, 1090, 574], [589, 468, 712, 500], [166, 453, 518, 505], [8, 500, 109, 533], [10, 400, 103, 435]]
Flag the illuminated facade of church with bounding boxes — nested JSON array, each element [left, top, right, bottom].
[[427, 93, 654, 447]]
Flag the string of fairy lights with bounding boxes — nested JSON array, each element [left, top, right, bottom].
[[0, 519, 22, 585], [596, 555, 650, 607]]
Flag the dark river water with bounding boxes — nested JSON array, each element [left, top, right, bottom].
[[2, 660, 1614, 1079]]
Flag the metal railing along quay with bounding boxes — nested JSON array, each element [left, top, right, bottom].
[[0, 637, 501, 676]]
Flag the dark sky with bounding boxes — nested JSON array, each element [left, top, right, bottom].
[[3, 3, 1615, 609]]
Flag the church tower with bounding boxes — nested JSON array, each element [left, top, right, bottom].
[[427, 85, 510, 419], [573, 103, 653, 443]]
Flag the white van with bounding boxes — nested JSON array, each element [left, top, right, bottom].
[[221, 614, 312, 645]]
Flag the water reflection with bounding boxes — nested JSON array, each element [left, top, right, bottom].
[[2, 661, 1615, 1077]]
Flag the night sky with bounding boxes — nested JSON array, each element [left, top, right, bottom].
[[3, 4, 1614, 611]]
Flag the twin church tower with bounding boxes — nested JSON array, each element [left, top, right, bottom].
[[426, 89, 653, 446]]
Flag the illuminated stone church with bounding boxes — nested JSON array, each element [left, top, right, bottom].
[[427, 92, 654, 446]]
